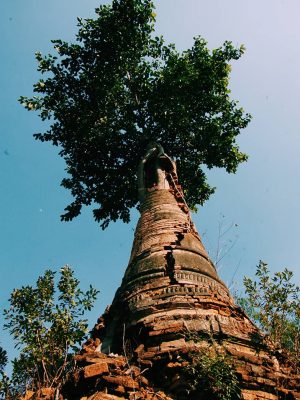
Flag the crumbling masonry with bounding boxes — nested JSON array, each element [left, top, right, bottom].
[[64, 147, 300, 400]]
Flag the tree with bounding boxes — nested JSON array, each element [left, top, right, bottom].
[[20, 0, 251, 229], [238, 261, 300, 370], [0, 347, 7, 380], [3, 266, 99, 397], [0, 346, 9, 399]]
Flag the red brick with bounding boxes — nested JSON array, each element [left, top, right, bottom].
[[84, 362, 109, 378]]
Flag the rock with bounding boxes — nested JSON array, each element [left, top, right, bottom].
[[84, 362, 109, 378], [102, 375, 139, 389], [87, 393, 125, 400]]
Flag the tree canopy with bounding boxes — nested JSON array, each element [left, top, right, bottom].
[[20, 0, 251, 229]]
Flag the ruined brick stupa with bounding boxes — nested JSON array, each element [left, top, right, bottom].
[[66, 145, 300, 400], [97, 145, 254, 355]]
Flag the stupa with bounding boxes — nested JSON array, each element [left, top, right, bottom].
[[95, 144, 256, 356], [64, 145, 300, 400]]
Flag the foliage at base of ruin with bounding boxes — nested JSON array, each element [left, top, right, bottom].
[[237, 261, 300, 372], [1, 267, 98, 399], [183, 350, 241, 400]]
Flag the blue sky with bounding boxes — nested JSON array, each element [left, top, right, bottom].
[[1, 0, 300, 359]]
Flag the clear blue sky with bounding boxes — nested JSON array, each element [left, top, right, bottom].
[[1, 0, 300, 359]]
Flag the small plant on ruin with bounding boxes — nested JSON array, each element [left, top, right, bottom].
[[3, 266, 99, 398], [184, 349, 241, 400], [182, 332, 241, 400], [237, 261, 300, 370]]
